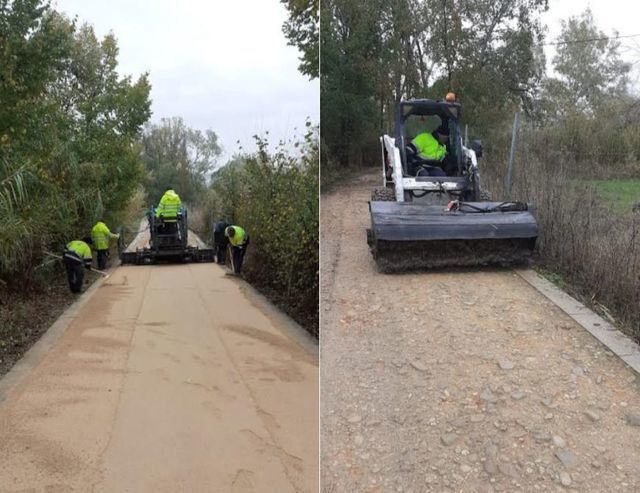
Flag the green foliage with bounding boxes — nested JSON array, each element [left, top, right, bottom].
[[583, 180, 640, 214], [548, 9, 630, 115], [321, 0, 548, 176], [0, 1, 151, 288], [205, 126, 319, 333], [480, 114, 640, 341], [321, 0, 385, 168], [281, 0, 319, 78], [483, 100, 640, 182], [142, 117, 221, 205]]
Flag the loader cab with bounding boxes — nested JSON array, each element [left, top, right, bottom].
[[396, 99, 463, 177], [148, 206, 188, 252]]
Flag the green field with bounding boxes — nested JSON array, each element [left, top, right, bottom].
[[584, 179, 640, 213]]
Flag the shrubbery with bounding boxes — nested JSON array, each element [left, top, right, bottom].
[[200, 127, 319, 335], [481, 112, 640, 341], [0, 3, 151, 289]]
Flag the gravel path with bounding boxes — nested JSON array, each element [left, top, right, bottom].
[[321, 173, 640, 492]]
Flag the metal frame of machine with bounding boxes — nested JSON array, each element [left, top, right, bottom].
[[368, 97, 539, 271], [120, 207, 215, 265]]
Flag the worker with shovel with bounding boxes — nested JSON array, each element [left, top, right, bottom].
[[225, 225, 249, 275], [91, 220, 120, 270], [63, 237, 93, 293]]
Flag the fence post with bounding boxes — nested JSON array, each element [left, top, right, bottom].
[[505, 112, 519, 196], [464, 124, 468, 147]]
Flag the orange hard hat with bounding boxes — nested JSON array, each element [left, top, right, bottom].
[[445, 92, 456, 102]]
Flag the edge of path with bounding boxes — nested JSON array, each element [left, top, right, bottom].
[[190, 227, 318, 358], [0, 228, 318, 401], [236, 278, 319, 359], [0, 272, 108, 401], [191, 227, 318, 358], [516, 268, 640, 375]]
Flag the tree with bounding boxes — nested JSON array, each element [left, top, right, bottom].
[[50, 20, 152, 222], [320, 0, 549, 173], [281, 0, 319, 78], [142, 118, 222, 204], [321, 0, 388, 167], [551, 9, 630, 114], [420, 0, 548, 128], [0, 1, 152, 287]]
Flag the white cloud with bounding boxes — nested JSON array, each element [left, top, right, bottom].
[[52, 0, 319, 158]]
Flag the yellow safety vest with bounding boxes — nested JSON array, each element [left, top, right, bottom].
[[226, 225, 246, 246], [91, 222, 117, 250], [156, 190, 182, 221], [412, 132, 447, 161], [66, 240, 92, 260]]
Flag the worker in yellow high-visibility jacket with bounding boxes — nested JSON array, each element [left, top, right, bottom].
[[155, 187, 182, 234], [91, 220, 119, 270], [225, 225, 249, 275], [155, 188, 182, 221], [406, 124, 450, 176], [63, 238, 93, 293]]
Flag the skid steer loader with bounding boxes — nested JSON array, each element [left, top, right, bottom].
[[367, 97, 538, 272], [120, 206, 215, 264]]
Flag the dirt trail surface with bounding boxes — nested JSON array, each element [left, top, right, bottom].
[[0, 244, 318, 491], [321, 173, 640, 493]]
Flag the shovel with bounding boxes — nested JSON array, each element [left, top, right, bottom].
[[45, 252, 110, 278]]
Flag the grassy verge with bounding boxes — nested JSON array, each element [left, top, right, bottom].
[[483, 134, 640, 344], [320, 162, 368, 193], [583, 179, 640, 214], [535, 266, 619, 326]]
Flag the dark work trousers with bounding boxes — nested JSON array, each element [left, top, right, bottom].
[[417, 165, 446, 177], [63, 253, 85, 293], [213, 221, 229, 264], [230, 238, 249, 274], [96, 249, 109, 270], [214, 233, 228, 264]]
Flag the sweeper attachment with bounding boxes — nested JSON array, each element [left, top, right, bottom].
[[120, 207, 215, 265], [367, 97, 538, 272]]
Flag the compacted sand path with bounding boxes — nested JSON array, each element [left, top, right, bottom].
[[0, 250, 317, 492]]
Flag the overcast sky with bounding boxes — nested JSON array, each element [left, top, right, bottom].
[[52, 0, 319, 163], [49, 0, 638, 160], [542, 0, 640, 88]]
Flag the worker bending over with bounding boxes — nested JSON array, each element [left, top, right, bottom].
[[63, 238, 93, 293], [225, 225, 249, 275]]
